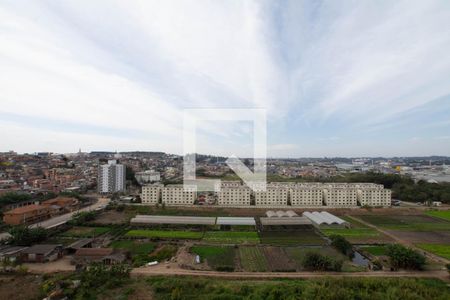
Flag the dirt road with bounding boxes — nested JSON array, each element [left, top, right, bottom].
[[132, 264, 449, 281]]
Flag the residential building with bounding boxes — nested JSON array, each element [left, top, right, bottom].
[[141, 184, 162, 205], [218, 186, 251, 206], [161, 184, 196, 206], [135, 170, 160, 185], [254, 185, 288, 207], [3, 204, 51, 225], [98, 160, 126, 194], [290, 185, 323, 207], [20, 244, 63, 263]]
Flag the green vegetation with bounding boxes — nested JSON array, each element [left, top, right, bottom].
[[203, 231, 259, 244], [41, 263, 131, 299], [145, 276, 450, 300], [61, 226, 110, 237], [125, 229, 203, 239], [302, 252, 343, 271], [360, 245, 388, 256], [238, 247, 268, 272], [286, 247, 347, 271], [426, 210, 450, 221], [8, 226, 47, 246], [330, 235, 353, 257], [259, 230, 326, 246], [68, 211, 98, 226], [386, 244, 426, 270], [0, 192, 31, 209], [321, 228, 380, 239], [392, 180, 450, 204], [111, 240, 156, 266], [191, 245, 235, 271], [359, 215, 450, 231], [416, 243, 450, 259]]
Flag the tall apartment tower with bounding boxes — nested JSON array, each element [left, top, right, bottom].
[[98, 160, 126, 194]]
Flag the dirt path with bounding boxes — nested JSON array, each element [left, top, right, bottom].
[[347, 215, 450, 264], [132, 265, 449, 281]]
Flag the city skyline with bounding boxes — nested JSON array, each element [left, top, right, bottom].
[[1, 1, 450, 157]]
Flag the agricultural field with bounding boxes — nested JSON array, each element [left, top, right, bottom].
[[190, 246, 236, 271], [425, 210, 450, 222], [286, 246, 347, 270], [59, 226, 110, 238], [320, 228, 384, 243], [203, 231, 259, 244], [387, 230, 450, 244], [259, 230, 326, 246], [262, 246, 296, 272], [125, 229, 204, 239], [110, 240, 156, 255], [358, 215, 450, 231], [416, 243, 450, 260], [238, 246, 268, 272]]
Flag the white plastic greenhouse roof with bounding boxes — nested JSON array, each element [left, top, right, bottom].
[[302, 211, 347, 225], [216, 217, 256, 226], [131, 215, 216, 225]]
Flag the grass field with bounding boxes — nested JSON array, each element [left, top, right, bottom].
[[144, 276, 450, 300], [259, 230, 326, 246], [425, 210, 450, 222], [321, 228, 380, 239], [125, 229, 203, 239], [359, 215, 450, 231], [416, 243, 450, 259], [60, 226, 110, 237], [203, 231, 259, 244], [191, 246, 236, 271], [238, 247, 268, 272], [359, 245, 387, 256]]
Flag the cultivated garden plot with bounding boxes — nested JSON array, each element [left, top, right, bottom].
[[259, 230, 326, 246], [203, 231, 260, 244], [262, 246, 296, 272], [238, 246, 268, 272], [425, 210, 450, 222], [125, 229, 204, 239], [320, 216, 392, 244], [416, 243, 450, 260], [358, 215, 450, 231], [190, 245, 236, 271]]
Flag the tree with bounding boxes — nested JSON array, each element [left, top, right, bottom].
[[68, 211, 97, 226], [386, 244, 426, 270], [330, 235, 354, 257], [8, 226, 47, 246], [302, 252, 342, 271]]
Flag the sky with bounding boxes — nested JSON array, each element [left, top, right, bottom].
[[1, 0, 450, 157]]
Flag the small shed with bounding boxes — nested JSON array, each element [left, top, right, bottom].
[[21, 244, 63, 263]]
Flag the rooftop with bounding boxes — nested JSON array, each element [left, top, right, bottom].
[[131, 215, 216, 225], [260, 217, 312, 226], [216, 217, 256, 226]]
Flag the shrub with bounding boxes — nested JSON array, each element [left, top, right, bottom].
[[302, 252, 342, 271], [330, 235, 354, 257], [386, 244, 426, 270]]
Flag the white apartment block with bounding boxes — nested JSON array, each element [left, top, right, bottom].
[[135, 170, 160, 185], [161, 184, 196, 206], [290, 186, 323, 207], [139, 181, 390, 208], [218, 187, 251, 206], [358, 188, 391, 207], [98, 160, 125, 194], [141, 184, 162, 205], [254, 186, 288, 207], [323, 187, 358, 207]]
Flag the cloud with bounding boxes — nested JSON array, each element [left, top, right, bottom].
[[1, 0, 450, 156]]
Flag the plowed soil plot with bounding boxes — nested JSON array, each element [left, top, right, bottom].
[[262, 247, 296, 272], [259, 230, 326, 246], [387, 230, 450, 244], [238, 246, 268, 272]]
